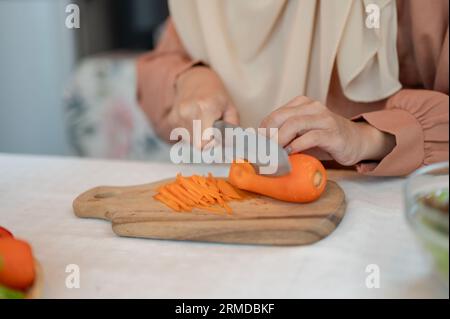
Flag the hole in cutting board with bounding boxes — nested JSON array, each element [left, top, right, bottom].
[[94, 192, 117, 199]]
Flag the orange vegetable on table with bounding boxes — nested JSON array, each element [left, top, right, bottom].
[[153, 174, 243, 214], [228, 154, 327, 203], [0, 226, 13, 239], [0, 238, 36, 290]]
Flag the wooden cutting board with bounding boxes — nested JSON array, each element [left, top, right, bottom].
[[73, 178, 346, 246]]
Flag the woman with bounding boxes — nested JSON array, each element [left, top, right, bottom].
[[137, 0, 448, 176]]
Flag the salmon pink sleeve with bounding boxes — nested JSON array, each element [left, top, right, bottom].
[[353, 89, 449, 176]]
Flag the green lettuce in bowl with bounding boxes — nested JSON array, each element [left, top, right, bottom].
[[405, 163, 449, 286]]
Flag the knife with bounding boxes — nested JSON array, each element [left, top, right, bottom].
[[212, 120, 291, 176]]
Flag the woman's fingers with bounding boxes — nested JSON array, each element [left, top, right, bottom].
[[222, 103, 240, 126], [170, 66, 240, 147], [260, 100, 326, 129], [168, 98, 222, 149], [200, 103, 239, 150], [277, 114, 330, 147], [195, 99, 240, 149], [258, 95, 390, 166], [197, 102, 225, 149], [285, 130, 330, 155]]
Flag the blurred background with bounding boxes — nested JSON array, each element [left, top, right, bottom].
[[0, 0, 171, 160]]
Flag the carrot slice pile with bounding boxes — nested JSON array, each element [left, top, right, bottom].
[[153, 173, 243, 214]]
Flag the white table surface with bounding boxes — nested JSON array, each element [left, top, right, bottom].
[[0, 153, 448, 299]]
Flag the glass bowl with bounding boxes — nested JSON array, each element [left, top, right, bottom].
[[404, 162, 449, 286]]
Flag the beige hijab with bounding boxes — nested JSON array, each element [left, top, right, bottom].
[[169, 0, 401, 128]]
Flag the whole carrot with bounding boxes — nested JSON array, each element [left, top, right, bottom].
[[228, 154, 327, 203]]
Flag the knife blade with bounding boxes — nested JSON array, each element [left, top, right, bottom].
[[212, 120, 291, 176]]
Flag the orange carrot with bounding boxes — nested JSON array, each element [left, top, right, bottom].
[[228, 154, 327, 203], [177, 176, 203, 198], [207, 173, 216, 185], [166, 184, 196, 207], [159, 187, 192, 211], [205, 179, 220, 193], [187, 177, 216, 203], [154, 194, 181, 212], [153, 173, 242, 214], [179, 183, 205, 203], [170, 184, 197, 206], [0, 238, 35, 290], [217, 180, 242, 199]]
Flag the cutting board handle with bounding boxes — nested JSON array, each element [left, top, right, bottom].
[[73, 186, 124, 220]]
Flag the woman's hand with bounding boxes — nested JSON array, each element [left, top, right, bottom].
[[168, 66, 239, 148], [260, 96, 396, 166]]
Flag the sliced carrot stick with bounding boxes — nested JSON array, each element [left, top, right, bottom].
[[191, 175, 204, 186], [178, 176, 216, 206], [178, 176, 203, 197], [185, 188, 209, 205], [207, 172, 215, 183], [159, 187, 192, 211], [187, 177, 216, 203], [166, 184, 196, 207], [154, 173, 242, 214], [194, 175, 212, 191], [205, 180, 220, 193], [154, 194, 181, 212], [217, 179, 242, 199], [212, 195, 232, 214], [178, 184, 210, 206], [170, 184, 197, 206], [155, 192, 183, 211], [192, 177, 222, 199]]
